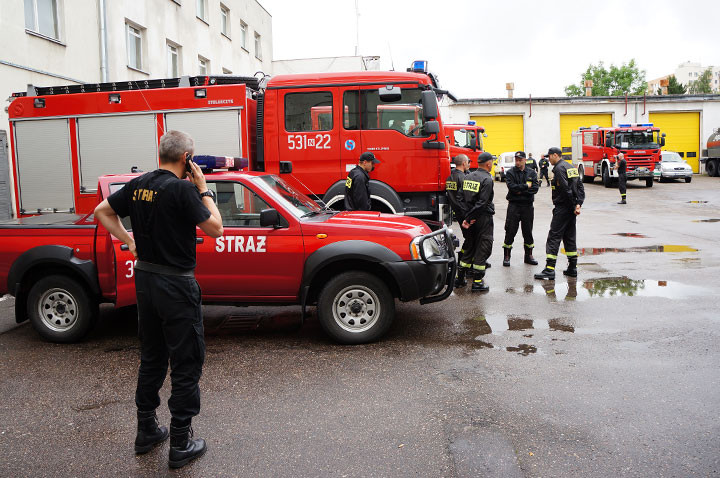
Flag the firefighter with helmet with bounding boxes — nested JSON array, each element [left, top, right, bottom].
[[535, 147, 585, 280], [459, 152, 495, 292]]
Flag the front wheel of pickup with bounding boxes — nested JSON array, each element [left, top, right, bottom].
[[27, 275, 98, 343], [317, 271, 395, 345]]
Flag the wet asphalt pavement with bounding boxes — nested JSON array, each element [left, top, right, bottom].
[[1, 176, 719, 477]]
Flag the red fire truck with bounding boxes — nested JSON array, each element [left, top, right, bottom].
[[7, 65, 452, 224], [445, 121, 488, 169], [571, 123, 666, 188]]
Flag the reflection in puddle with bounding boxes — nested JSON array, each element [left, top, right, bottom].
[[506, 344, 537, 356], [612, 233, 648, 238], [687, 201, 709, 204], [569, 245, 698, 256], [692, 218, 720, 223], [548, 318, 576, 333], [531, 277, 708, 301]]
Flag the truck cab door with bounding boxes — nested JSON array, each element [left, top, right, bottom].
[[194, 179, 305, 301], [278, 89, 340, 199], [341, 90, 363, 186], [108, 217, 138, 308]]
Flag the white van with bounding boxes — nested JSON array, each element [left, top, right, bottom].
[[494, 152, 516, 181]]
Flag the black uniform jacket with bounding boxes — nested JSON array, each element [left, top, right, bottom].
[[446, 168, 467, 220], [505, 166, 539, 205], [525, 158, 539, 172], [617, 158, 627, 174], [462, 168, 495, 222], [539, 158, 550, 171], [344, 165, 371, 211], [551, 161, 585, 210]]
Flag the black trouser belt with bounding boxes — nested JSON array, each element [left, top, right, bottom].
[[135, 260, 195, 277]]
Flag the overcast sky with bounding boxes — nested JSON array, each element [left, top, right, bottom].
[[258, 0, 719, 99]]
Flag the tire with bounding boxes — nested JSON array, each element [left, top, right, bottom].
[[706, 159, 718, 177], [316, 271, 395, 345], [602, 165, 612, 188], [27, 275, 98, 343], [685, 176, 692, 183], [646, 177, 653, 187]]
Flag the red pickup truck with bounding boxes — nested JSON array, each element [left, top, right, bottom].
[[0, 171, 455, 344]]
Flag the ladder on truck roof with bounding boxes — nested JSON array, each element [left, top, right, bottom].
[[12, 75, 261, 98]]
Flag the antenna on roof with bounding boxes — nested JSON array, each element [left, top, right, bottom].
[[388, 43, 395, 71]]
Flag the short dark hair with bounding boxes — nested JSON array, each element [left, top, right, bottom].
[[453, 154, 469, 166]]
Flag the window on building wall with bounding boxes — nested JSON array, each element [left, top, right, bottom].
[[24, 0, 61, 40], [167, 42, 180, 77], [239, 21, 247, 49], [222, 68, 232, 74], [198, 56, 209, 75], [221, 5, 230, 37], [126, 23, 144, 70], [254, 32, 262, 60], [196, 0, 207, 22]]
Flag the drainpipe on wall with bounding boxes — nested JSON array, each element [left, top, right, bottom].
[[99, 0, 109, 82]]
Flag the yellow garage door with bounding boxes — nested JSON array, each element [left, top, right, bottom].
[[559, 114, 613, 154], [469, 115, 524, 158], [649, 112, 701, 172]]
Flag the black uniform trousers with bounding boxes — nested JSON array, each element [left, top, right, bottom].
[[539, 169, 550, 185], [618, 172, 627, 197], [134, 270, 205, 428], [454, 213, 473, 258], [545, 206, 577, 259], [459, 215, 494, 273], [503, 202, 534, 250]]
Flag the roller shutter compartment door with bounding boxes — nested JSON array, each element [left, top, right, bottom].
[[164, 109, 242, 158], [649, 112, 700, 173], [77, 114, 158, 192], [469, 115, 524, 158], [14, 119, 74, 213], [560, 113, 612, 156]]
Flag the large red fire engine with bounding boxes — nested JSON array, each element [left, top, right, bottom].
[[7, 64, 452, 223], [571, 123, 666, 188], [445, 121, 488, 169]]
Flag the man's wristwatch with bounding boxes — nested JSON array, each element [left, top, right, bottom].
[[199, 189, 215, 200]]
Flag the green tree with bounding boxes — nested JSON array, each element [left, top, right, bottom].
[[688, 68, 713, 94], [565, 59, 647, 97], [666, 75, 687, 94]]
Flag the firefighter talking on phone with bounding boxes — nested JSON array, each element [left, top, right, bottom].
[[94, 130, 223, 469]]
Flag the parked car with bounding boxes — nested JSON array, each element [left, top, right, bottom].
[[655, 151, 693, 183], [494, 152, 516, 181]]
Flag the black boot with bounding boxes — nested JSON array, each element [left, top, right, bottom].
[[471, 270, 489, 292], [169, 425, 207, 469], [135, 410, 169, 454], [563, 256, 578, 277], [503, 247, 511, 267], [524, 246, 538, 265], [618, 194, 627, 204], [534, 257, 556, 280], [454, 268, 467, 288]]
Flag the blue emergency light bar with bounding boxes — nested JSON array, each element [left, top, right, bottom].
[[618, 123, 654, 128], [193, 155, 248, 171], [467, 120, 476, 126], [411, 60, 428, 73]]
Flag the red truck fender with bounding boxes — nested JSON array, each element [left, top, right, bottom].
[[8, 245, 100, 323]]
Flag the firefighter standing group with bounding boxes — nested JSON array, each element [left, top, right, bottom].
[[446, 147, 585, 291]]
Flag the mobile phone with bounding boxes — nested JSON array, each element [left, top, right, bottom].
[[185, 153, 194, 176]]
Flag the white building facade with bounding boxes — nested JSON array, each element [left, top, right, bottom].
[[1, 0, 273, 129], [648, 61, 720, 94]]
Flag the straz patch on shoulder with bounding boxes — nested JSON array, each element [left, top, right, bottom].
[[446, 181, 457, 191], [345, 177, 352, 188], [463, 180, 480, 193], [567, 168, 579, 178]]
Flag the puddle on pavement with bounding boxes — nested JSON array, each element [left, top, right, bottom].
[[611, 233, 648, 238], [569, 245, 698, 256], [463, 315, 578, 355], [534, 277, 708, 301], [687, 201, 709, 204], [692, 218, 720, 223], [506, 344, 537, 356]]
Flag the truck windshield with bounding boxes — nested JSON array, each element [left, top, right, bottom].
[[615, 131, 661, 149], [252, 175, 322, 218]]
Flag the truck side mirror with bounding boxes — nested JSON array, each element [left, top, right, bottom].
[[424, 120, 440, 135], [260, 208, 281, 228], [469, 138, 478, 150], [483, 133, 488, 138], [421, 90, 438, 120], [660, 137, 666, 147], [378, 85, 402, 102]]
